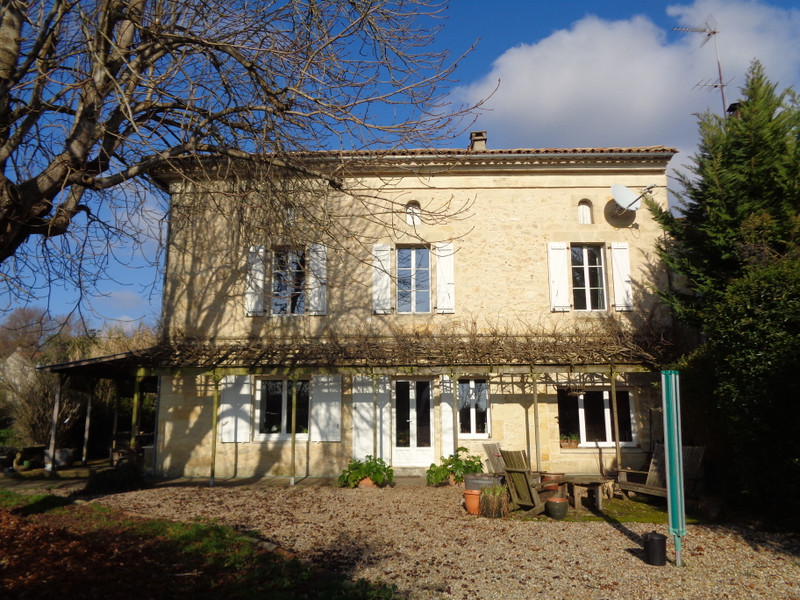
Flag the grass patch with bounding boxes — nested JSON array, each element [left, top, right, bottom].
[[0, 489, 399, 599], [509, 494, 705, 524]]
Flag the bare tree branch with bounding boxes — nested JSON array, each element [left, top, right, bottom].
[[0, 0, 480, 315]]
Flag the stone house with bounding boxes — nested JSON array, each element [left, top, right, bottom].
[[45, 133, 677, 480]]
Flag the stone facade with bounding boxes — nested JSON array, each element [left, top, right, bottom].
[[153, 138, 676, 478]]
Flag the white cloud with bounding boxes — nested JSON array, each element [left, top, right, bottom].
[[455, 0, 800, 174]]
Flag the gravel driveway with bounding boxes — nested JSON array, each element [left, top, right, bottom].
[[94, 482, 800, 600]]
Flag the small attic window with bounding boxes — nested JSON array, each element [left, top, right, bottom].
[[578, 200, 593, 225], [405, 201, 422, 226]]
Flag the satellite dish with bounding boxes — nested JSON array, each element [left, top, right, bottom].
[[611, 184, 642, 212]]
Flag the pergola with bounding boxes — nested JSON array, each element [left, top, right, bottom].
[[40, 330, 665, 483]]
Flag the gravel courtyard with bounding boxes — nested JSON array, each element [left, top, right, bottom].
[[92, 482, 800, 600]]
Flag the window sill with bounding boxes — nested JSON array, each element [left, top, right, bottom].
[[253, 434, 310, 442]]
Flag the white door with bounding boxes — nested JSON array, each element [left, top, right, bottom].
[[393, 380, 435, 466]]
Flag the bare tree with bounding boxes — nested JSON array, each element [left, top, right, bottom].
[[0, 0, 477, 315]]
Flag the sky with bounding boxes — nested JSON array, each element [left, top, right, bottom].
[[38, 0, 800, 330]]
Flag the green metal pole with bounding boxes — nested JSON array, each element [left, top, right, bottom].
[[662, 370, 686, 567]]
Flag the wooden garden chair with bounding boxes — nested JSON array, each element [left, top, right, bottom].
[[617, 443, 705, 499], [500, 449, 565, 515]]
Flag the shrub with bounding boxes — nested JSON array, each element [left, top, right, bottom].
[[426, 446, 483, 485], [337, 455, 394, 488]]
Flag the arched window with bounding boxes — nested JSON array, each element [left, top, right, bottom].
[[578, 199, 593, 224], [405, 201, 422, 226]]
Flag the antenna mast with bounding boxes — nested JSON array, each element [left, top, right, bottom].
[[674, 15, 728, 114]]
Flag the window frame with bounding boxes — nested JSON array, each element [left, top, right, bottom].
[[570, 244, 607, 311], [272, 247, 307, 316], [396, 246, 431, 314], [457, 378, 490, 439], [253, 378, 311, 441], [558, 388, 637, 448]]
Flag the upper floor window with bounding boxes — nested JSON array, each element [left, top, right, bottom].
[[458, 378, 490, 437], [397, 247, 430, 313], [273, 248, 306, 315], [571, 244, 606, 311], [578, 200, 593, 224], [547, 241, 631, 312]]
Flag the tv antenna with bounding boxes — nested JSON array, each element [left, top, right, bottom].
[[674, 15, 729, 114]]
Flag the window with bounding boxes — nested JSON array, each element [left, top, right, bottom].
[[272, 248, 306, 315], [578, 200, 593, 224], [571, 244, 606, 310], [458, 379, 489, 436], [397, 247, 430, 313], [557, 389, 635, 447], [256, 379, 310, 436], [405, 201, 422, 226]]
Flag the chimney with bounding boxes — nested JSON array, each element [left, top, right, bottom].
[[469, 131, 487, 151]]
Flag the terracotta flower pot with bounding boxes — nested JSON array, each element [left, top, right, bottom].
[[357, 477, 377, 488], [463, 489, 481, 514]]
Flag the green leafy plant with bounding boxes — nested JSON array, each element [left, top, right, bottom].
[[337, 455, 394, 488], [425, 446, 483, 485]]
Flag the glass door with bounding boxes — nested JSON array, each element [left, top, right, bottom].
[[393, 380, 435, 466]]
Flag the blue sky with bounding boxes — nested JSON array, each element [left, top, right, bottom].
[[40, 0, 800, 330]]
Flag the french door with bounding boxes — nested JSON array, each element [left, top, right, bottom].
[[392, 380, 435, 466]]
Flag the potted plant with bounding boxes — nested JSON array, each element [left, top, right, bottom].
[[479, 484, 509, 518], [337, 455, 395, 488], [426, 446, 483, 486], [560, 433, 579, 449]]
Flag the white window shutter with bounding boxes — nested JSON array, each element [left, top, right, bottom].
[[610, 242, 633, 311], [307, 243, 327, 315], [245, 246, 266, 316], [547, 242, 571, 312], [372, 243, 392, 314], [220, 375, 252, 443], [434, 242, 456, 314], [310, 375, 341, 442]]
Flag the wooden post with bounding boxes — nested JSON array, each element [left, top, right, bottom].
[[449, 371, 459, 456], [371, 372, 379, 457], [209, 372, 222, 487], [531, 373, 542, 472], [46, 375, 64, 472], [130, 368, 145, 450], [81, 385, 94, 465], [290, 375, 298, 486], [610, 369, 622, 471]]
